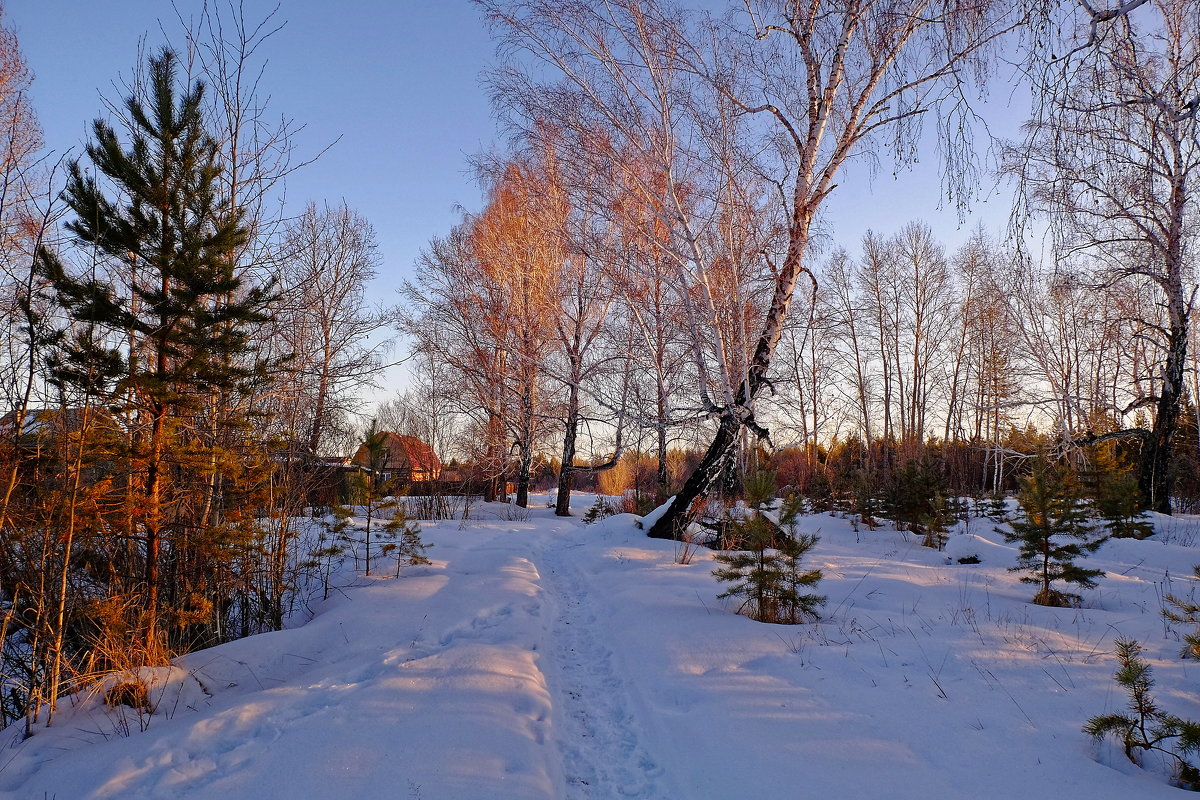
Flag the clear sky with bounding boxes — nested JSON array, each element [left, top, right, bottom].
[[8, 0, 1021, 403], [8, 0, 497, 399]]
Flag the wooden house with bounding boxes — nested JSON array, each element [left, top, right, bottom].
[[350, 433, 442, 484]]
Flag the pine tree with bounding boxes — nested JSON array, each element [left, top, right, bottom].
[[37, 48, 272, 661], [1085, 638, 1200, 789], [713, 514, 824, 624], [977, 491, 1009, 521], [581, 495, 615, 524], [382, 511, 431, 577], [1164, 566, 1200, 659], [336, 426, 433, 578], [920, 492, 953, 551], [1002, 460, 1105, 607], [1092, 468, 1154, 540], [354, 425, 394, 576], [309, 510, 352, 600], [852, 472, 884, 529], [885, 458, 943, 535], [742, 469, 777, 511]]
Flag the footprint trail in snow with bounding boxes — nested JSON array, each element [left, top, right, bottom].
[[539, 538, 669, 800]]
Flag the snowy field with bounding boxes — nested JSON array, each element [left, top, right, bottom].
[[2, 495, 1198, 799]]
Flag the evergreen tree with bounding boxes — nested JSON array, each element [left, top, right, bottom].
[[920, 492, 953, 551], [37, 48, 272, 661], [885, 458, 943, 533], [382, 511, 431, 577], [1164, 566, 1200, 659], [356, 425, 395, 576], [742, 469, 777, 511], [581, 495, 615, 524], [1092, 468, 1155, 540], [976, 491, 1009, 521], [338, 425, 431, 577], [1085, 638, 1200, 789], [713, 514, 824, 625], [310, 509, 353, 600], [852, 471, 884, 529], [1002, 459, 1105, 607]]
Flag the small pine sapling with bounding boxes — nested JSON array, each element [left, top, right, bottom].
[[356, 424, 400, 575], [743, 469, 777, 511], [804, 471, 834, 513], [308, 513, 351, 600], [1092, 468, 1154, 540], [381, 509, 431, 577], [978, 491, 1008, 521], [1085, 638, 1200, 790], [1164, 566, 1200, 659], [946, 495, 971, 524], [775, 533, 826, 624], [920, 493, 953, 551], [777, 494, 806, 535], [713, 515, 824, 624], [852, 476, 883, 529], [581, 495, 615, 524], [885, 458, 944, 535], [1002, 459, 1105, 607]]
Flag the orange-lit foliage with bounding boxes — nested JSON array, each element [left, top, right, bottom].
[[0, 4, 41, 252]]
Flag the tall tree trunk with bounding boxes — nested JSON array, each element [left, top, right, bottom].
[[555, 381, 581, 516], [1140, 309, 1188, 513], [649, 207, 815, 539], [656, 421, 668, 500], [144, 402, 165, 661], [516, 440, 532, 508], [647, 414, 740, 539]]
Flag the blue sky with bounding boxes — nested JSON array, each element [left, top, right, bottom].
[[9, 1, 497, 397], [8, 1, 1021, 402], [10, 2, 497, 261]]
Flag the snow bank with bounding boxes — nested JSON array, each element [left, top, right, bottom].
[[2, 499, 1196, 799]]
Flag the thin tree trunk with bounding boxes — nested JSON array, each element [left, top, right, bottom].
[[555, 380, 581, 516], [1140, 312, 1187, 513]]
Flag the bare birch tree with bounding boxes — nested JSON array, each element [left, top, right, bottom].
[[274, 202, 393, 457], [1012, 0, 1200, 511], [480, 0, 1020, 537]]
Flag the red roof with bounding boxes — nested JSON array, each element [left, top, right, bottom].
[[351, 433, 441, 476]]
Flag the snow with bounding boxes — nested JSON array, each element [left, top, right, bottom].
[[2, 497, 1198, 799]]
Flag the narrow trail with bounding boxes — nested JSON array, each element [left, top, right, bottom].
[[537, 536, 670, 800]]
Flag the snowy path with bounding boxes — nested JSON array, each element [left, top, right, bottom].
[[537, 536, 671, 800], [3, 503, 1194, 799]]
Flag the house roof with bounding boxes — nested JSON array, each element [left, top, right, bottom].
[[350, 432, 441, 474]]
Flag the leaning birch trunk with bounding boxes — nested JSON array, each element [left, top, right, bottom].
[[649, 207, 816, 538]]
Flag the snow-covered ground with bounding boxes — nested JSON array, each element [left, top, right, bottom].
[[2, 496, 1198, 799]]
